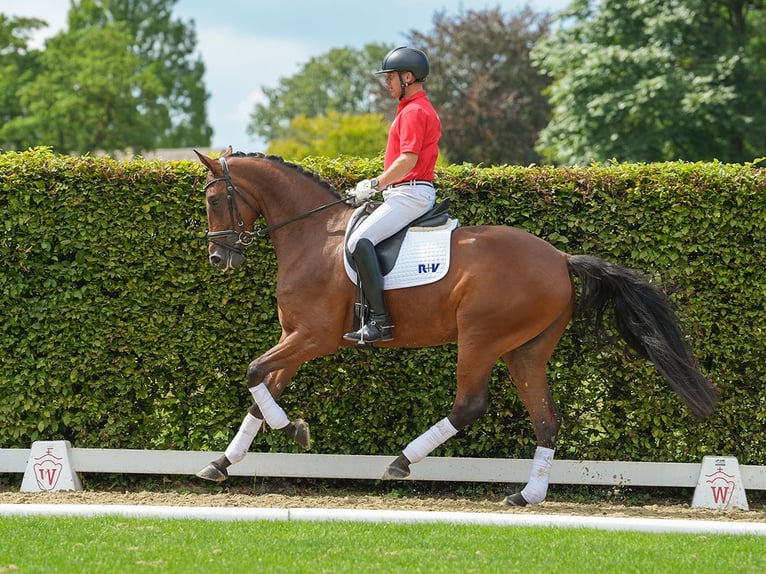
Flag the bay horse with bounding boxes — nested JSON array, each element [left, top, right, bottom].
[[194, 148, 718, 506]]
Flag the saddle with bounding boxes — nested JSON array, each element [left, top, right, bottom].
[[344, 199, 455, 344], [344, 198, 451, 276]]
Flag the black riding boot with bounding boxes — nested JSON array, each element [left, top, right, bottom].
[[344, 238, 393, 343]]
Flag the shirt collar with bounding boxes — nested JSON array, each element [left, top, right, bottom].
[[397, 90, 427, 109]]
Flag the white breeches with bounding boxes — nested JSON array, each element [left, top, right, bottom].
[[347, 183, 435, 252]]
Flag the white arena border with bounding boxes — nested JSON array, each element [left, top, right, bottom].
[[1, 504, 765, 536]]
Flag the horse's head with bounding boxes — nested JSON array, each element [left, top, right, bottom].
[[195, 147, 259, 271]]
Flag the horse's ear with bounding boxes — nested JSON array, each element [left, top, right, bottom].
[[222, 145, 232, 157], [194, 149, 218, 173]]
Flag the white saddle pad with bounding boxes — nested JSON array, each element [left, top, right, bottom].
[[344, 218, 459, 290]]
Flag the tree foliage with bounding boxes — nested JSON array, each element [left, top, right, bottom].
[[248, 45, 393, 145], [67, 0, 211, 149], [249, 8, 553, 165], [266, 111, 388, 160], [3, 25, 161, 154], [406, 7, 553, 166], [0, 16, 45, 149], [0, 0, 211, 154], [532, 0, 766, 164]]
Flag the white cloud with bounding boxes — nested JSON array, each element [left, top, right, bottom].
[[1, 0, 68, 47], [197, 26, 311, 149]]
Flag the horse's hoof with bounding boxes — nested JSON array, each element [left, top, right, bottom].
[[502, 492, 528, 507], [382, 465, 410, 480], [381, 456, 411, 480], [292, 419, 311, 450], [196, 464, 228, 483]]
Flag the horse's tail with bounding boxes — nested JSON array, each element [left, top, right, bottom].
[[566, 254, 718, 418]]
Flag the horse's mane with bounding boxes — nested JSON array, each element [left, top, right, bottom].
[[231, 151, 341, 199]]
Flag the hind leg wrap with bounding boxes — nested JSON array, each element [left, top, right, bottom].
[[250, 383, 290, 430], [402, 417, 458, 464], [520, 446, 555, 504]]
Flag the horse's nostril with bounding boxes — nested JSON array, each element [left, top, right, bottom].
[[209, 254, 222, 267]]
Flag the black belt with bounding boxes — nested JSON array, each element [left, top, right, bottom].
[[387, 180, 434, 188]]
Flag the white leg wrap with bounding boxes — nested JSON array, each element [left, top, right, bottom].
[[223, 412, 263, 464], [250, 384, 290, 430], [520, 446, 555, 505], [402, 417, 458, 464]]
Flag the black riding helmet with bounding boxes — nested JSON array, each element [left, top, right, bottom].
[[375, 47, 430, 100]]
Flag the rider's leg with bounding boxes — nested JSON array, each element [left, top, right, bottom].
[[344, 238, 393, 342], [345, 186, 434, 343]]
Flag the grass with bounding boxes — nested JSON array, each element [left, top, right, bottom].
[[0, 515, 764, 574]]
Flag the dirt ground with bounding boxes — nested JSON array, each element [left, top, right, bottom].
[[1, 483, 763, 522]]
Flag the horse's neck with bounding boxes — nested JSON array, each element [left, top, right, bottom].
[[268, 202, 350, 267], [240, 158, 351, 267]]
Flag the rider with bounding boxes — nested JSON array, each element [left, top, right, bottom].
[[344, 46, 442, 343]]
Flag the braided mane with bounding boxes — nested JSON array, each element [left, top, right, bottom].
[[230, 151, 341, 199]]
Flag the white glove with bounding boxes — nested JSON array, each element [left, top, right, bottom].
[[348, 179, 375, 205]]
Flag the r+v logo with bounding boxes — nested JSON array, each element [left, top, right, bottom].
[[418, 263, 440, 274]]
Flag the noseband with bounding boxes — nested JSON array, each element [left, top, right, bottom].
[[204, 157, 259, 253], [205, 157, 353, 254]]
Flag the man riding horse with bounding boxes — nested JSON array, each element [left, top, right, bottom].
[[344, 47, 441, 343]]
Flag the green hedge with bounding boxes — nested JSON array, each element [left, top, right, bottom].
[[1, 148, 764, 464]]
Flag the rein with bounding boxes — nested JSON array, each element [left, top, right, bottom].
[[205, 157, 351, 250]]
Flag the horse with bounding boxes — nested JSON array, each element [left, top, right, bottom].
[[193, 148, 718, 506]]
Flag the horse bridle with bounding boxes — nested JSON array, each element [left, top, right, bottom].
[[204, 157, 353, 253], [204, 157, 259, 253]]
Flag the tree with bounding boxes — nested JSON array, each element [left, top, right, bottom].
[[0, 16, 45, 150], [532, 0, 766, 164], [248, 44, 394, 145], [66, 0, 211, 149], [406, 7, 553, 166], [2, 25, 161, 154], [248, 8, 554, 164], [266, 111, 388, 160]]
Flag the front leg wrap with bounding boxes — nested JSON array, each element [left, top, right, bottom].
[[249, 383, 311, 449], [224, 412, 263, 464], [250, 383, 290, 429]]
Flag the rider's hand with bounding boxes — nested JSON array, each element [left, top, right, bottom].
[[348, 179, 375, 205]]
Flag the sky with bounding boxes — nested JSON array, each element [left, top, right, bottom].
[[2, 0, 570, 152]]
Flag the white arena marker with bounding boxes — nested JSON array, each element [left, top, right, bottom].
[[21, 441, 82, 493], [692, 456, 749, 511]]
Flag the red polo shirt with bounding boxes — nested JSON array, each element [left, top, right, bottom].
[[384, 90, 441, 184]]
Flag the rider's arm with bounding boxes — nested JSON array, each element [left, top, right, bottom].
[[374, 152, 418, 190]]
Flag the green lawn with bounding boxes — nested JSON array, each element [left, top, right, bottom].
[[0, 515, 764, 573]]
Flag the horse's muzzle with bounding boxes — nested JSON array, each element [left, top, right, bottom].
[[209, 244, 245, 271]]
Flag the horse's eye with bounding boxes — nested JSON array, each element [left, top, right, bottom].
[[208, 196, 221, 208]]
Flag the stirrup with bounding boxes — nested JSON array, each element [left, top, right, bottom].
[[344, 316, 393, 343]]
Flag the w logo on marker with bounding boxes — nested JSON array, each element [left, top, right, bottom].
[[32, 449, 64, 491], [418, 263, 440, 273], [705, 468, 736, 506], [710, 486, 731, 504]]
